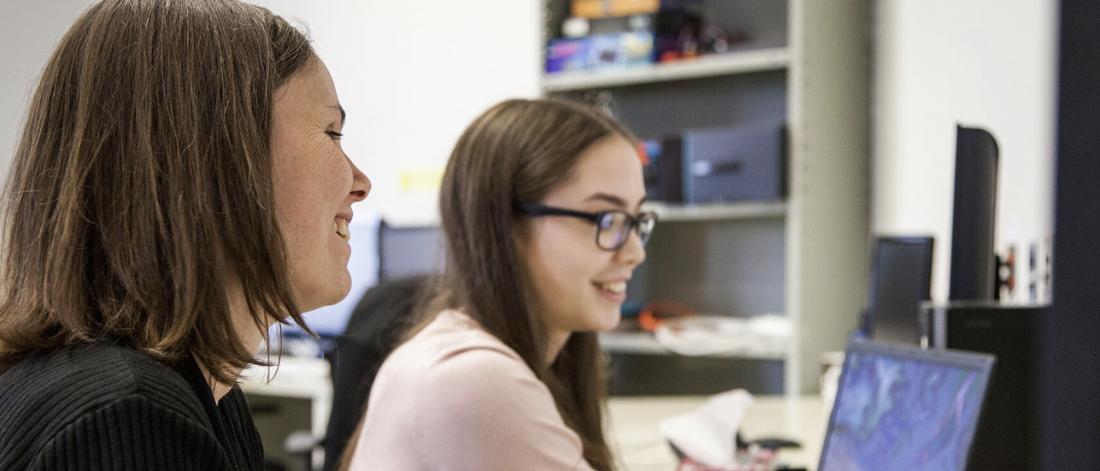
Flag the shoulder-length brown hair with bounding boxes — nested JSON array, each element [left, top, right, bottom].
[[437, 98, 636, 471], [0, 0, 315, 384]]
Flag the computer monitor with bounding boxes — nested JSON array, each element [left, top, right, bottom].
[[865, 236, 934, 345], [949, 125, 999, 301], [377, 221, 445, 282], [819, 340, 995, 471]]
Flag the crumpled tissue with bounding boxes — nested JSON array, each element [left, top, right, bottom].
[[658, 389, 754, 468]]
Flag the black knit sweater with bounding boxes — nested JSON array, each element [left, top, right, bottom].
[[0, 340, 263, 470]]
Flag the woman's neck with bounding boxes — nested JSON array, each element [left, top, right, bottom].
[[199, 290, 267, 404], [546, 328, 571, 364], [195, 359, 236, 404]]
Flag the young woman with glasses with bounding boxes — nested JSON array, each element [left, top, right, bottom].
[[344, 98, 655, 470]]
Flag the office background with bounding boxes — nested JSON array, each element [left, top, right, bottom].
[[0, 0, 1059, 396], [1, 0, 1082, 469], [0, 0, 1057, 302]]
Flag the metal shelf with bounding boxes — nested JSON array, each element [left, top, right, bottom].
[[542, 47, 789, 92], [599, 331, 786, 360], [643, 201, 787, 222]]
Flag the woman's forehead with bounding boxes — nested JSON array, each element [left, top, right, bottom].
[[548, 136, 646, 206]]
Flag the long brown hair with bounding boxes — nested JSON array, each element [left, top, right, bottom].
[[437, 98, 636, 471], [0, 0, 315, 384]]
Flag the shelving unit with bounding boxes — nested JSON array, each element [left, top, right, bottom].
[[542, 0, 871, 395]]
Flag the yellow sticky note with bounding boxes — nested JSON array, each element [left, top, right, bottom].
[[398, 168, 444, 192]]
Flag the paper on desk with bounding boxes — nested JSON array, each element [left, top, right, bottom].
[[658, 389, 754, 468]]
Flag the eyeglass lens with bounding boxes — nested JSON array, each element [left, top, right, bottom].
[[596, 212, 655, 250]]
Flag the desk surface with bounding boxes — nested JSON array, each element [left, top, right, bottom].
[[608, 395, 827, 471], [240, 356, 331, 399], [241, 358, 827, 470]]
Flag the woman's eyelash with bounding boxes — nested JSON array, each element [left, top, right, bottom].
[[326, 130, 344, 140]]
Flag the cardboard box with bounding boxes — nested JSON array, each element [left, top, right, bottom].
[[572, 0, 660, 19]]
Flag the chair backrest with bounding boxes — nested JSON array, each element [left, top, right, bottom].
[[321, 274, 435, 471]]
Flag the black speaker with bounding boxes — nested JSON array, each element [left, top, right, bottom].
[[923, 302, 1045, 471]]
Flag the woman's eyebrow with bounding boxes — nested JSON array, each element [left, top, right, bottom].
[[585, 193, 648, 211], [585, 193, 626, 208], [329, 104, 346, 126]]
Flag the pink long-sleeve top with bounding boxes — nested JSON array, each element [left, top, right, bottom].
[[348, 309, 596, 471]]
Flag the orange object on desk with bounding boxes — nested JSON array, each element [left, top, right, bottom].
[[638, 300, 696, 331]]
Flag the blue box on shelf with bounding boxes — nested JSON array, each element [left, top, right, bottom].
[[546, 37, 590, 73], [545, 31, 654, 74]]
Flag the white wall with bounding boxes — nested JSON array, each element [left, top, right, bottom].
[[1, 1, 541, 330], [246, 1, 540, 329], [872, 0, 1057, 303], [251, 0, 542, 226], [0, 0, 94, 179], [1, 1, 541, 225]]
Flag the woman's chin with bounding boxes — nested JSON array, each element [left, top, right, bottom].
[[296, 284, 351, 314], [592, 309, 622, 332]]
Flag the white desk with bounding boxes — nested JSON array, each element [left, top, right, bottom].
[[241, 357, 332, 438], [240, 357, 827, 471], [608, 395, 827, 471], [240, 357, 332, 469]]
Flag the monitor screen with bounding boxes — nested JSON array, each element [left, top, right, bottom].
[[819, 341, 994, 471], [867, 236, 934, 345], [377, 222, 445, 281]]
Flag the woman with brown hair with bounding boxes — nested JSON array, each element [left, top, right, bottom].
[[0, 1, 369, 469], [346, 98, 655, 470]]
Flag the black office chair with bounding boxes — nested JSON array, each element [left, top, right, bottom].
[[310, 274, 435, 471]]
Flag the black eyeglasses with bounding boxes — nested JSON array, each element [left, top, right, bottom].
[[517, 203, 657, 251]]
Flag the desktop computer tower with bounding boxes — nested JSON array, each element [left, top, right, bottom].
[[923, 303, 1044, 471]]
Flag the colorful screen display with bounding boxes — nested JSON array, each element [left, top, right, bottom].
[[819, 343, 992, 471]]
